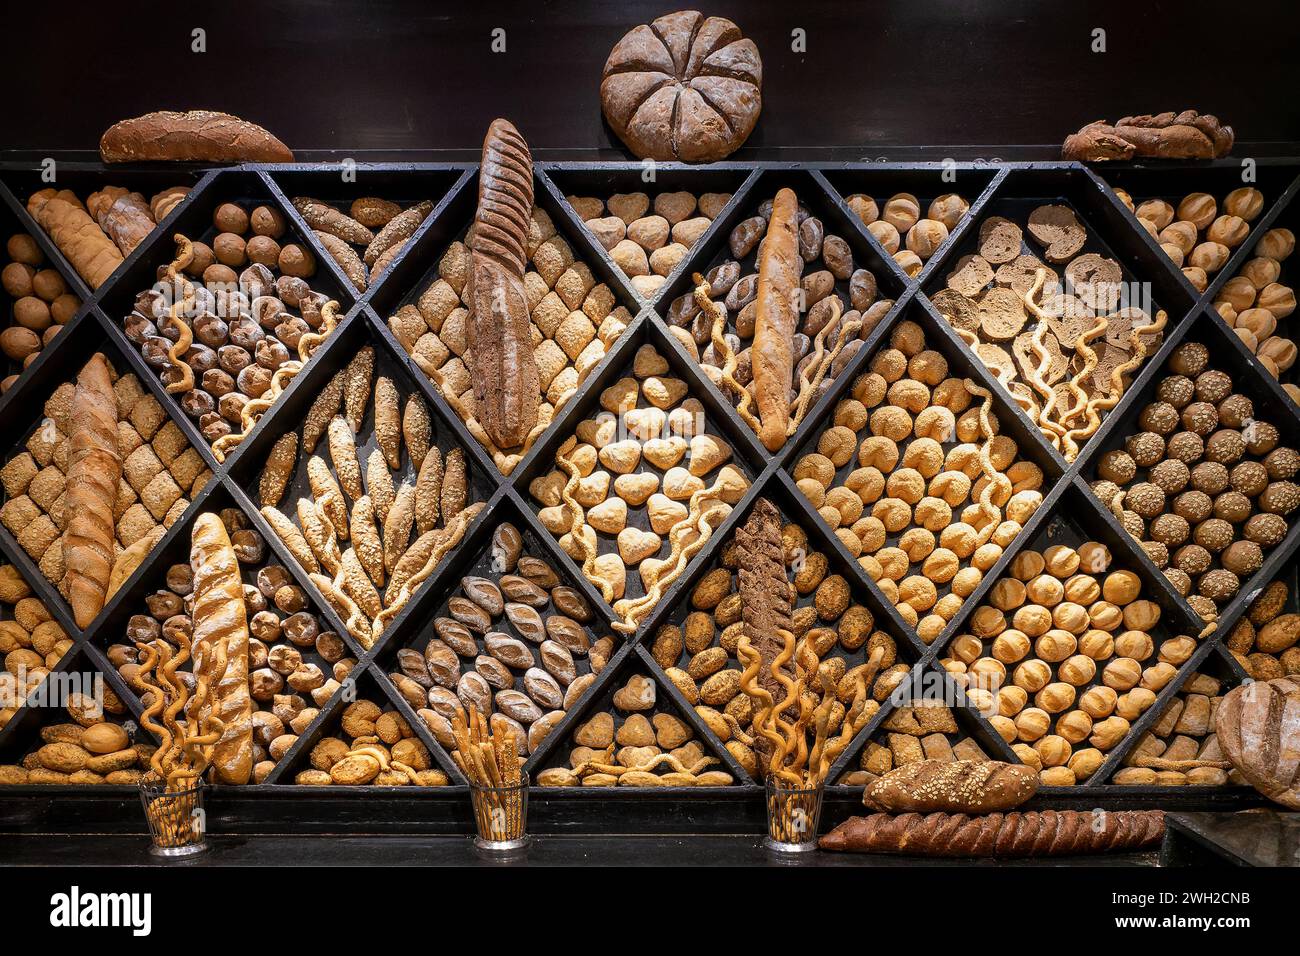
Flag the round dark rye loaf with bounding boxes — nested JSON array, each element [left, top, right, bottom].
[[100, 110, 294, 163]]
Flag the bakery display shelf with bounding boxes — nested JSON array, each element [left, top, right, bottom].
[[1204, 176, 1300, 402], [1073, 305, 1300, 631], [0, 311, 216, 631], [93, 168, 363, 465], [779, 300, 1071, 652], [815, 162, 1004, 286], [0, 160, 1294, 833], [0, 163, 213, 305], [538, 162, 760, 310], [511, 311, 770, 636], [262, 165, 470, 311], [1097, 160, 1300, 304]]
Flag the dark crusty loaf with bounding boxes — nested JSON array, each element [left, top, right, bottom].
[[864, 759, 1038, 813], [752, 187, 802, 452], [1062, 110, 1233, 162], [466, 118, 540, 450], [1215, 677, 1300, 809], [100, 110, 294, 163], [820, 810, 1165, 857], [734, 498, 793, 700]]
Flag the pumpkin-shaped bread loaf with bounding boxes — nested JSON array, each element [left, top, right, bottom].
[[600, 10, 763, 163]]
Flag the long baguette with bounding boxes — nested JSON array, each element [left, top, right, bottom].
[[465, 118, 540, 449], [185, 513, 253, 785], [751, 187, 802, 451], [63, 354, 122, 627]]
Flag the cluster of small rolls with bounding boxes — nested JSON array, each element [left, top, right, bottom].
[[299, 698, 448, 786], [650, 520, 901, 781], [109, 508, 356, 785], [0, 697, 143, 786], [1089, 340, 1300, 613], [568, 189, 729, 298], [1116, 671, 1236, 787], [942, 541, 1197, 786], [0, 564, 70, 731], [792, 319, 1044, 638], [1114, 186, 1266, 292], [845, 190, 971, 277], [1, 232, 80, 390], [538, 673, 734, 787], [1214, 227, 1297, 398], [1224, 576, 1300, 680]]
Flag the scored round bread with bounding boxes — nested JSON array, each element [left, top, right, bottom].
[[1027, 204, 1088, 262], [600, 10, 763, 162]]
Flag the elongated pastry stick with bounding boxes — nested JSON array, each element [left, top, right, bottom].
[[259, 432, 298, 507], [327, 416, 364, 501], [696, 273, 761, 436], [261, 506, 319, 573], [1064, 309, 1167, 450], [162, 236, 196, 395], [374, 376, 402, 469], [789, 300, 861, 434]]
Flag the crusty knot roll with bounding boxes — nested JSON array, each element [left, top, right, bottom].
[[187, 513, 253, 785], [466, 118, 541, 450], [752, 187, 802, 451], [64, 353, 122, 627]]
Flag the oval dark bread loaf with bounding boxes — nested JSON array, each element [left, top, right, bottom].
[[466, 118, 541, 450], [100, 110, 294, 163], [820, 810, 1165, 857], [863, 759, 1038, 813]]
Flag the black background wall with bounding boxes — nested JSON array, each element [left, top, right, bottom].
[[2, 0, 1299, 158]]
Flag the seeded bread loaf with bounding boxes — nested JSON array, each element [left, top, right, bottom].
[[863, 759, 1038, 813]]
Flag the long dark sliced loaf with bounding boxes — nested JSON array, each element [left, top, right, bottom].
[[820, 810, 1165, 856], [466, 118, 540, 449]]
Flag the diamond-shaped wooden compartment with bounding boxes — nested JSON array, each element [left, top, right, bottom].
[[514, 313, 762, 639], [836, 662, 1006, 787], [541, 162, 754, 307], [224, 309, 498, 657], [369, 493, 623, 773], [1203, 178, 1300, 406], [365, 164, 642, 479], [818, 162, 1001, 284], [0, 313, 214, 631], [936, 478, 1218, 789], [1075, 306, 1300, 627], [783, 300, 1066, 650], [921, 165, 1199, 468], [641, 472, 924, 790], [655, 167, 911, 457], [532, 645, 743, 789], [94, 169, 357, 464]]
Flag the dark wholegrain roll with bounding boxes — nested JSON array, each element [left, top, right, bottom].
[[100, 111, 293, 163]]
